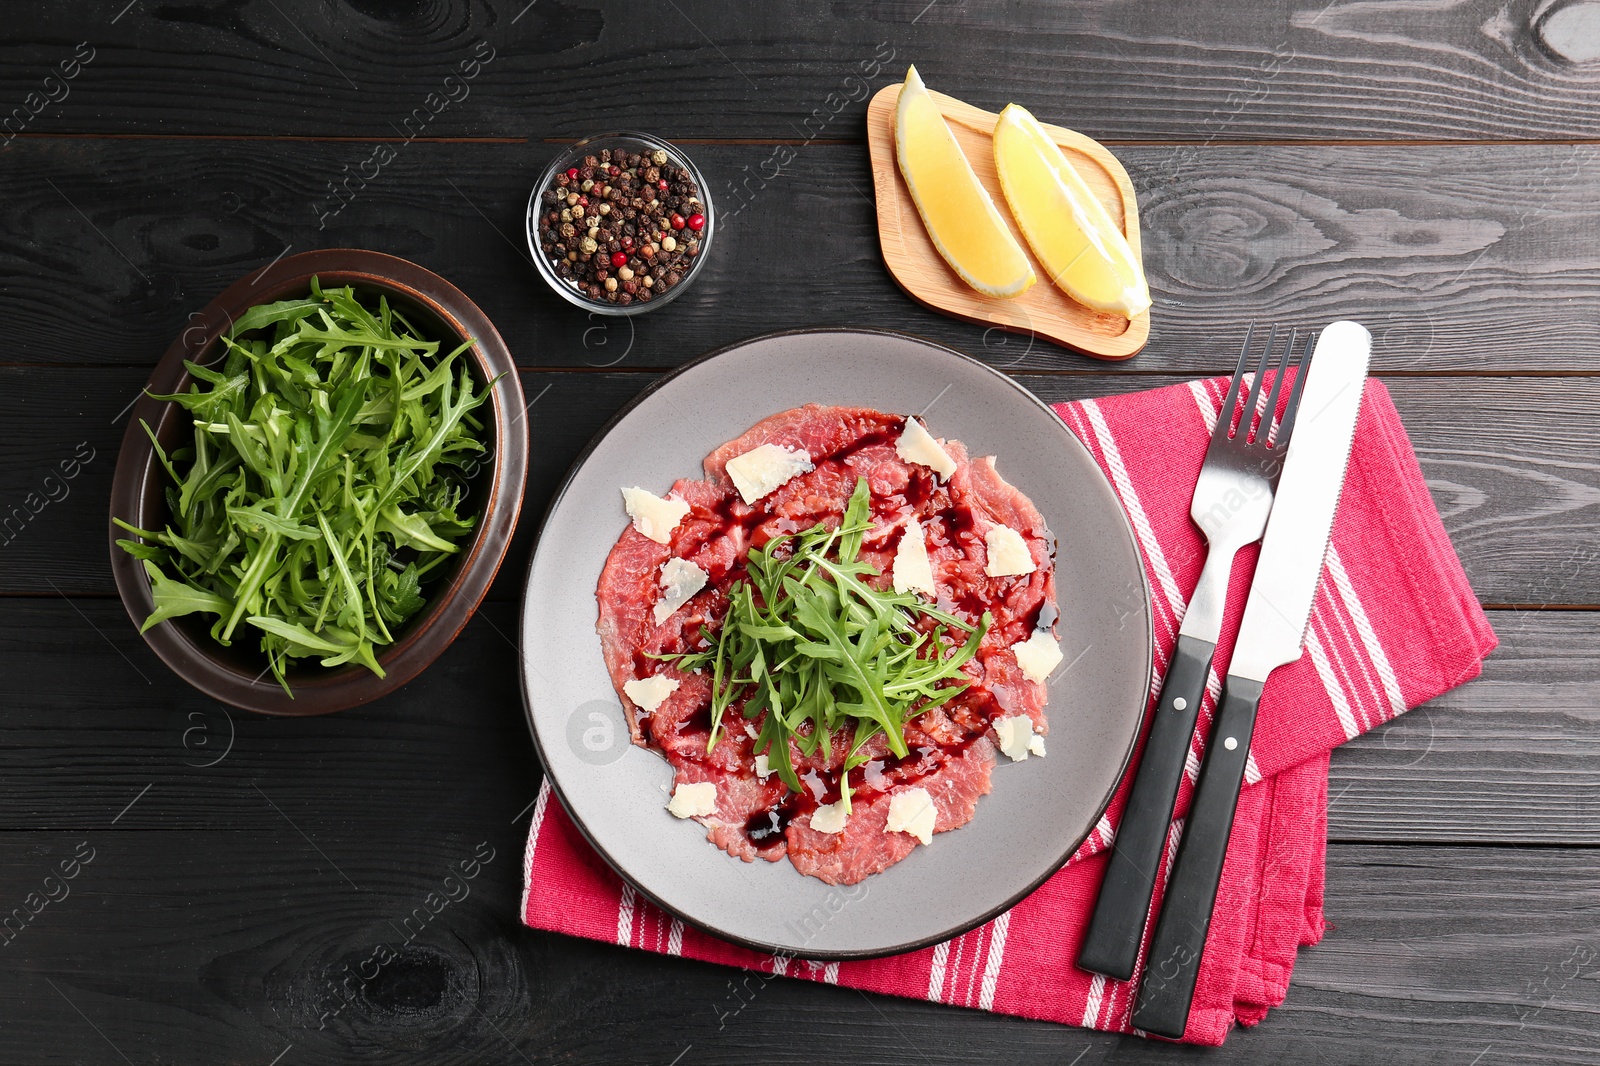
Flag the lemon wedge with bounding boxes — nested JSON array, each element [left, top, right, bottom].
[[894, 66, 1034, 299], [993, 103, 1150, 318]]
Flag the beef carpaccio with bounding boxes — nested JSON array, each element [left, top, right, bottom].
[[596, 404, 1062, 885]]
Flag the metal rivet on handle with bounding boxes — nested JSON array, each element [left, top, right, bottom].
[[1173, 697, 1187, 710], [1224, 736, 1238, 751]]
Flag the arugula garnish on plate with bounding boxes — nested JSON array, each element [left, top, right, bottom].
[[115, 278, 493, 694], [667, 478, 990, 811]]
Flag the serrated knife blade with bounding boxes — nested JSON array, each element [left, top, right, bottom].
[[1227, 319, 1372, 681], [1132, 319, 1372, 1040]]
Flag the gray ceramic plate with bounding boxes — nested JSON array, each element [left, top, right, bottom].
[[520, 328, 1152, 959]]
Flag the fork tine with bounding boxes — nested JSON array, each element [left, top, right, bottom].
[[1260, 327, 1296, 447], [1215, 323, 1254, 440], [1272, 330, 1317, 449], [1239, 323, 1276, 442]]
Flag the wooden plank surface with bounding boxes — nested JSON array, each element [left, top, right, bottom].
[[0, 595, 1592, 847], [3, 367, 1594, 607], [3, 1, 1600, 142], [3, 0, 1597, 1060], [3, 139, 1599, 373], [0, 836, 1594, 1064]]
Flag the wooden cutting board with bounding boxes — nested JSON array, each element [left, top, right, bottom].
[[866, 84, 1150, 361]]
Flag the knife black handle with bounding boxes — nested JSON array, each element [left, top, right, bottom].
[[1132, 675, 1265, 1040], [1077, 633, 1216, 981]]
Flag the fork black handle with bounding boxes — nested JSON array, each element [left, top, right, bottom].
[[1077, 633, 1215, 981], [1131, 675, 1265, 1040]]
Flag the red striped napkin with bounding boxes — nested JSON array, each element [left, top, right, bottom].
[[520, 376, 1496, 1045]]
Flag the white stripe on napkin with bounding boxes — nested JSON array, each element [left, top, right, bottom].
[[1081, 973, 1107, 1028], [1316, 608, 1376, 735], [1091, 811, 1114, 849], [1189, 378, 1220, 430], [947, 931, 968, 1003], [1081, 399, 1185, 637], [961, 927, 985, 1006], [978, 913, 1010, 1010], [1186, 667, 1224, 785], [1306, 625, 1360, 739], [926, 940, 950, 1001], [1327, 546, 1406, 721], [518, 779, 555, 921], [616, 883, 636, 947]]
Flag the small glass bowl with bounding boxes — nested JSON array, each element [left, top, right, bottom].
[[526, 131, 714, 316]]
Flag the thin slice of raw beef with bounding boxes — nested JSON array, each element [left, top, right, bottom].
[[595, 405, 1058, 883]]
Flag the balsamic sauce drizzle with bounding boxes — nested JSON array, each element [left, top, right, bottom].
[[631, 414, 1055, 847]]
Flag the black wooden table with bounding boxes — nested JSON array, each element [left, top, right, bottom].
[[3, 3, 1598, 1063]]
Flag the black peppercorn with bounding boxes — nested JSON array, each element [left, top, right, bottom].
[[541, 143, 703, 306]]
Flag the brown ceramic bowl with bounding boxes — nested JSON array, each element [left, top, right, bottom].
[[108, 249, 527, 716]]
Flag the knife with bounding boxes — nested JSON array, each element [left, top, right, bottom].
[[1078, 325, 1311, 982], [1131, 320, 1371, 1040]]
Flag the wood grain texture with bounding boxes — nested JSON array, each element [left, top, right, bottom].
[[3, 138, 1600, 373], [0, 598, 536, 834], [0, 836, 1594, 1064], [1330, 609, 1600, 843], [0, 594, 1592, 847], [3, 1, 1598, 1057], [4, 0, 1600, 142], [865, 83, 1149, 359], [1, 367, 1593, 607]]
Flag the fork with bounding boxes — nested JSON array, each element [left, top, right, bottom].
[[1077, 324, 1314, 982]]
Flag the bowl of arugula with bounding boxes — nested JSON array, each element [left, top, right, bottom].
[[108, 249, 528, 715]]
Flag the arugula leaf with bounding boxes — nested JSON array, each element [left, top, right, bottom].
[[666, 476, 991, 809], [377, 503, 461, 553], [115, 279, 491, 695], [139, 560, 233, 633]]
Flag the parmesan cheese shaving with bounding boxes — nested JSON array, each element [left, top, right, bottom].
[[666, 781, 717, 819], [809, 799, 849, 834], [621, 486, 690, 545], [653, 557, 708, 624], [725, 444, 813, 504], [984, 524, 1036, 577], [995, 714, 1045, 762], [895, 417, 957, 479], [623, 674, 679, 714], [892, 517, 936, 597], [1012, 628, 1063, 684], [886, 787, 936, 845]]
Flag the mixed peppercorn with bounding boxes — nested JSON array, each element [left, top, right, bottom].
[[536, 146, 706, 307]]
